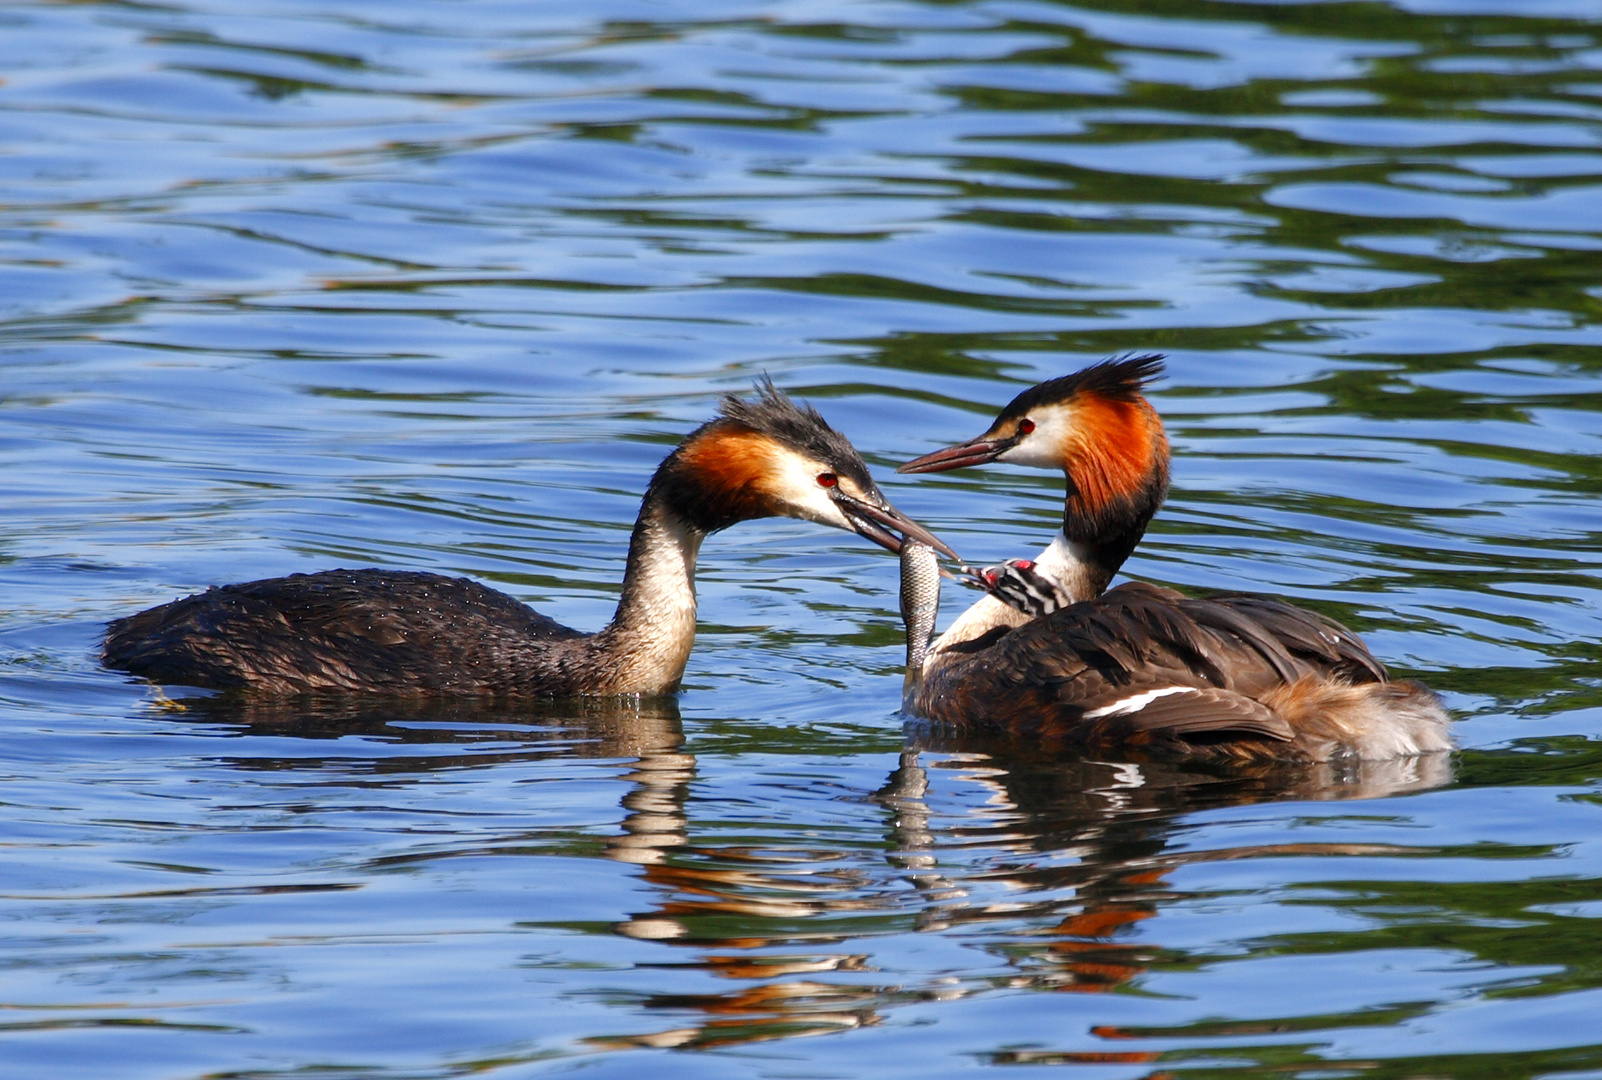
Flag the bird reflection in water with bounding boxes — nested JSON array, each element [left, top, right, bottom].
[[586, 721, 1452, 1052], [166, 694, 1450, 1057], [882, 731, 1452, 1004]]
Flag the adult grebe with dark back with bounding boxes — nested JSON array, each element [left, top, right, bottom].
[[104, 381, 955, 698], [896, 356, 1451, 763]]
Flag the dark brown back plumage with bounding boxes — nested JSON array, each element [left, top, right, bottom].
[[914, 581, 1439, 761], [103, 570, 590, 696]]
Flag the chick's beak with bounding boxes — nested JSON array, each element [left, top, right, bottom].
[[831, 489, 960, 561], [897, 433, 1012, 474]]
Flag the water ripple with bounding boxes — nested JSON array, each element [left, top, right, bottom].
[[4, 0, 1602, 1076]]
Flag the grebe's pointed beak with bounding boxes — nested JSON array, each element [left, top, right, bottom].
[[897, 434, 1013, 474], [831, 490, 961, 561]]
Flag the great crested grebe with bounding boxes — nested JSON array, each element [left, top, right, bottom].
[[104, 380, 956, 698], [896, 356, 1450, 762]]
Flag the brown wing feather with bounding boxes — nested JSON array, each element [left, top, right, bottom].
[[916, 581, 1391, 757], [1180, 597, 1305, 685], [1105, 688, 1294, 741], [1205, 593, 1387, 683]]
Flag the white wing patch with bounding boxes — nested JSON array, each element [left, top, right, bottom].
[[1083, 686, 1200, 720]]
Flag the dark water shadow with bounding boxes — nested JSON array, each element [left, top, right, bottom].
[[582, 724, 1455, 1052], [163, 693, 695, 871], [872, 729, 1455, 990], [167, 691, 686, 758], [143, 695, 1456, 1053]]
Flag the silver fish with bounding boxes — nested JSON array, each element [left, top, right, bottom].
[[900, 539, 942, 706]]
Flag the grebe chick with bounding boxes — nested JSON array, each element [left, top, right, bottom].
[[896, 356, 1450, 763], [105, 380, 956, 698]]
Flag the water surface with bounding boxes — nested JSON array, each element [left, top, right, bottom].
[[3, 0, 1602, 1076]]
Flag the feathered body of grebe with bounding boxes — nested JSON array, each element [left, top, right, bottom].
[[104, 381, 955, 698], [896, 356, 1450, 763]]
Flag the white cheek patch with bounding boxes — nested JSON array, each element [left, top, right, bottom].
[[778, 457, 852, 528], [996, 403, 1074, 470], [1083, 686, 1199, 720]]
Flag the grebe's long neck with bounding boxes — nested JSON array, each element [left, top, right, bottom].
[[1053, 390, 1169, 590], [590, 494, 706, 695], [928, 393, 1169, 656]]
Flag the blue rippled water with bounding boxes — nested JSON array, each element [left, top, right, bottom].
[[3, 0, 1602, 1077]]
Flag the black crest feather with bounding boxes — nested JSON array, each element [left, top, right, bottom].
[[649, 377, 881, 533], [996, 353, 1164, 424], [717, 376, 875, 492]]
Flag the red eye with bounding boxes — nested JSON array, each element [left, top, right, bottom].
[[817, 472, 838, 488], [1018, 418, 1036, 435]]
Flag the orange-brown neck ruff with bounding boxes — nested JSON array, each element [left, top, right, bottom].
[[1062, 394, 1169, 545], [652, 424, 784, 534]]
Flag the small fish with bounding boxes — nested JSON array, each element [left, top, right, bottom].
[[900, 540, 943, 692]]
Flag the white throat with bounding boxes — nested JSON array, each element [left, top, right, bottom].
[[1029, 532, 1104, 603], [602, 507, 704, 692]]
